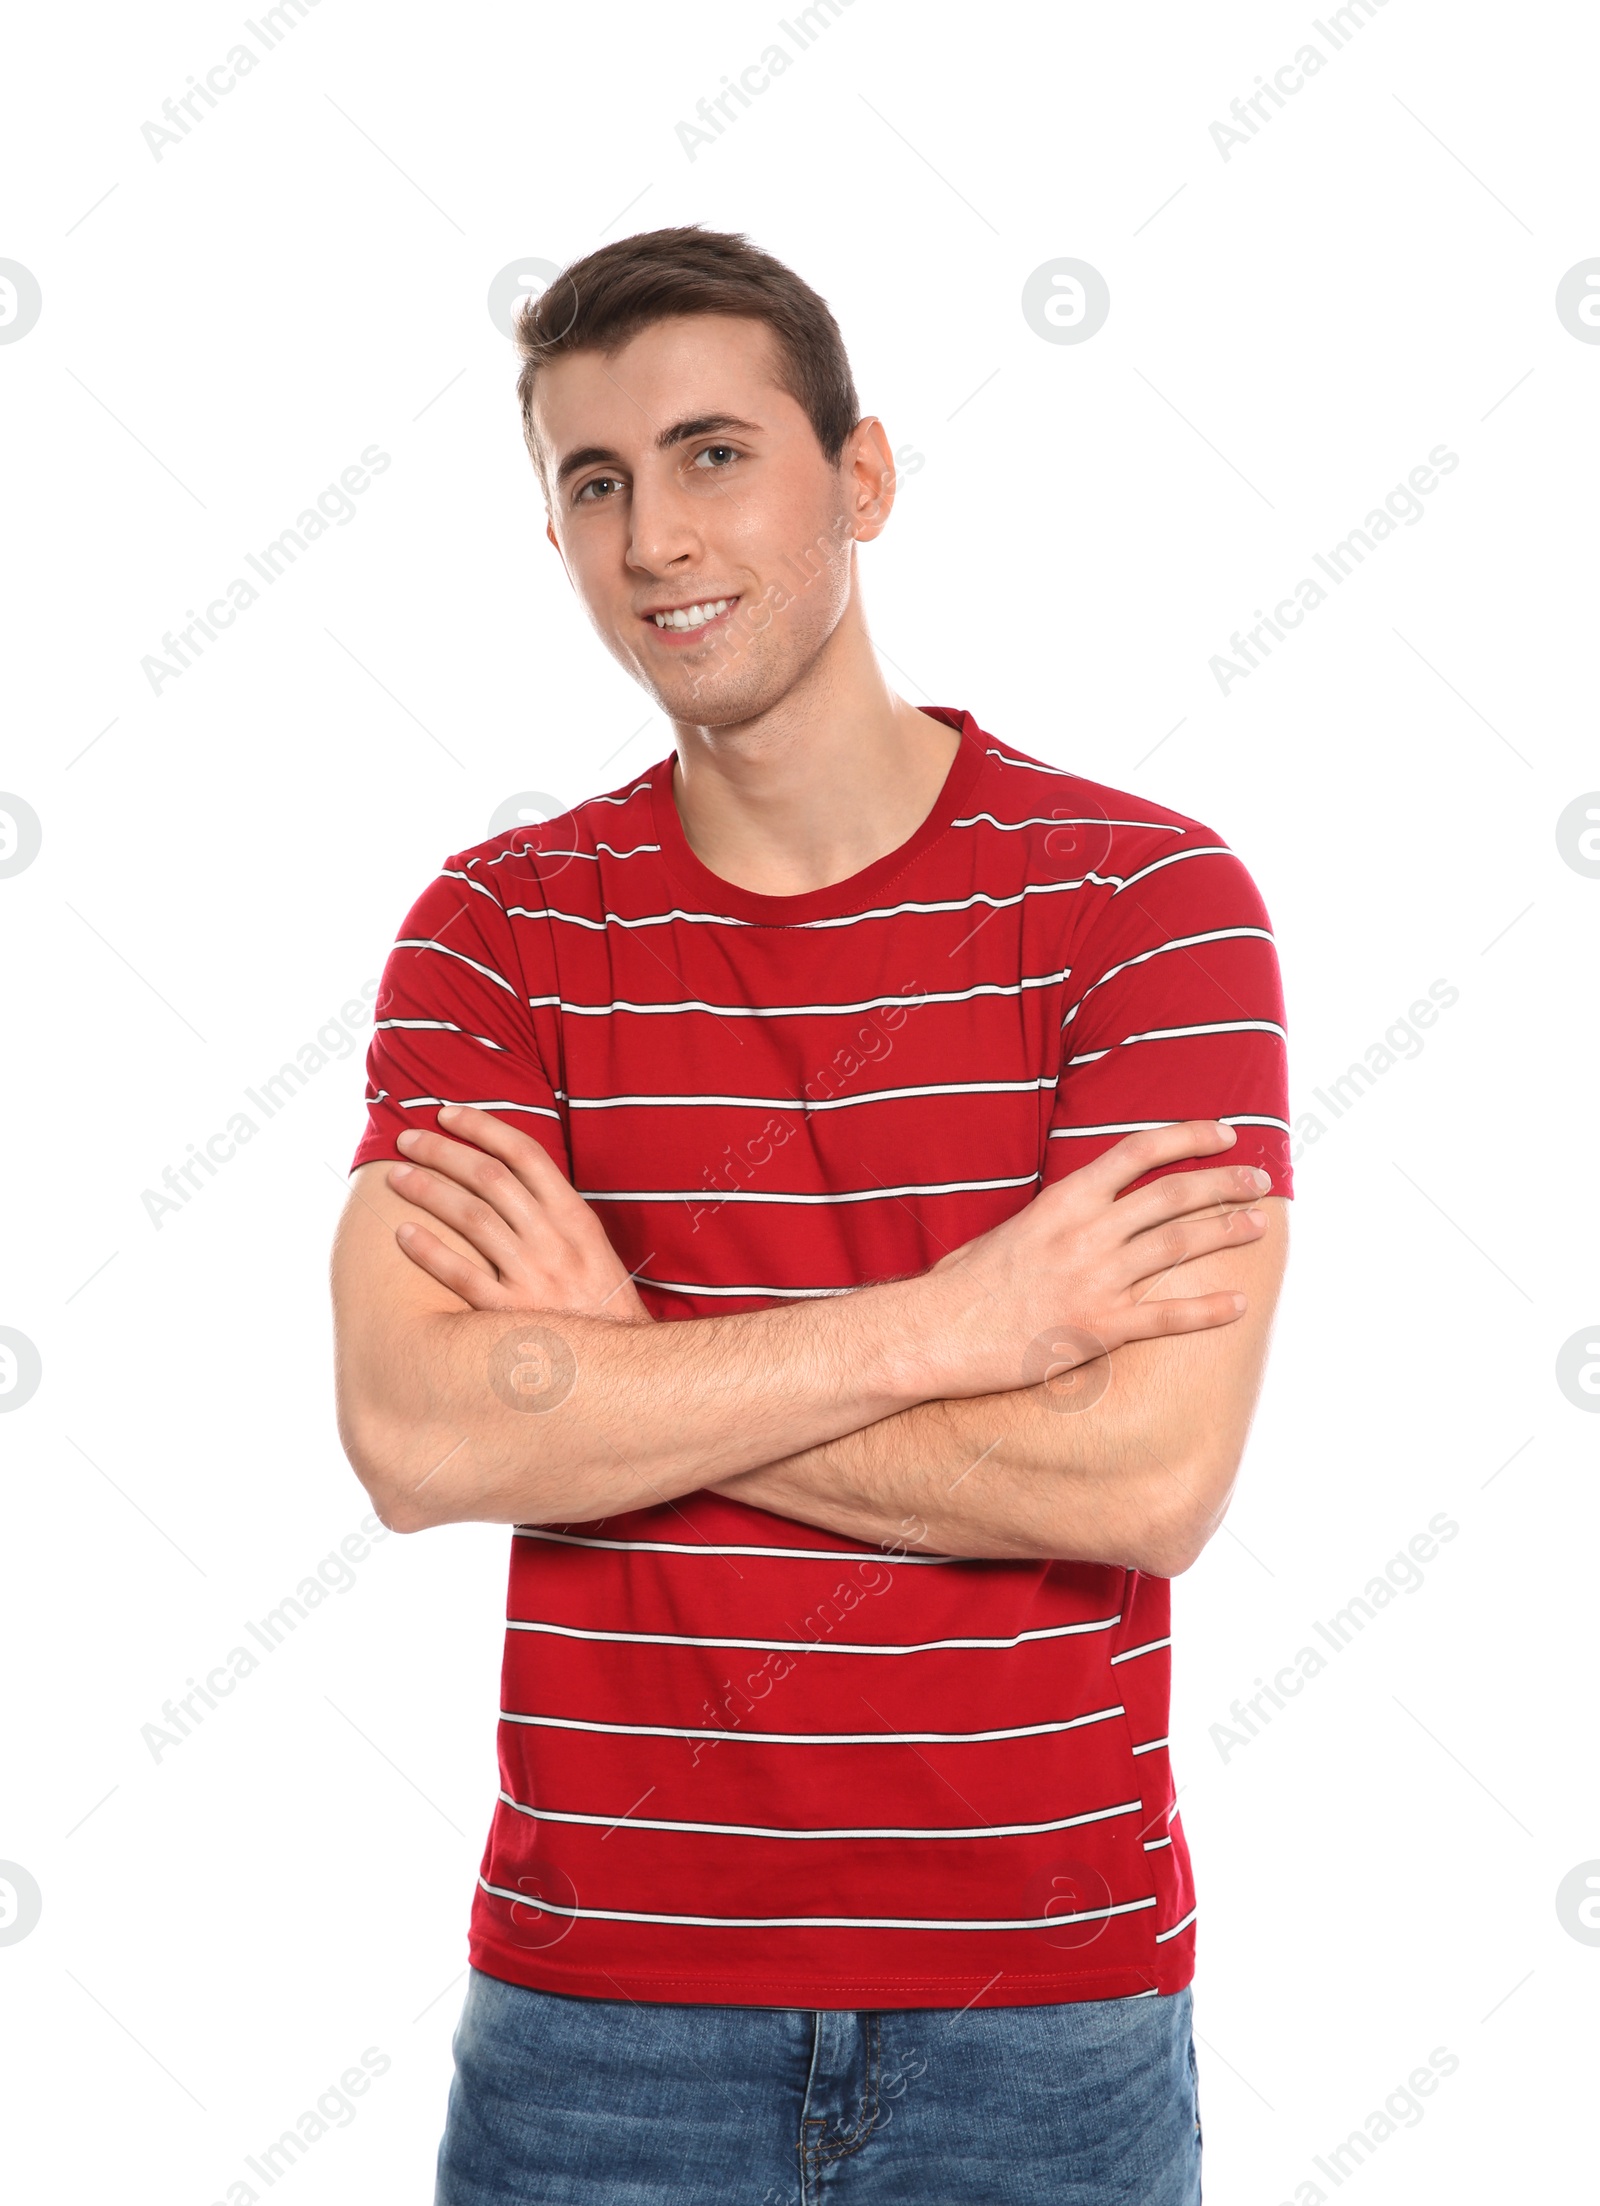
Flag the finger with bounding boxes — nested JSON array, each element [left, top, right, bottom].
[[433, 1105, 586, 1218], [394, 1125, 557, 1240], [1117, 1289, 1248, 1342], [1123, 1204, 1269, 1287], [434, 1108, 642, 1278], [1115, 1165, 1274, 1237], [387, 1158, 526, 1272], [1075, 1121, 1239, 1200], [395, 1220, 516, 1309]]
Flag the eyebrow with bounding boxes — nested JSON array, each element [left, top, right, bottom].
[[554, 413, 765, 489]]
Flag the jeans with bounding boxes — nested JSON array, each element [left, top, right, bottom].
[[434, 1967, 1202, 2203]]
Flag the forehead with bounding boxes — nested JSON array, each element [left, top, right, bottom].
[[529, 313, 796, 456]]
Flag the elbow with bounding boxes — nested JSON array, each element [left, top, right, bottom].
[[1134, 1453, 1242, 1578], [336, 1400, 441, 1537]]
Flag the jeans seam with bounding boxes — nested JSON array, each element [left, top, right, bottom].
[[805, 2013, 884, 2171]]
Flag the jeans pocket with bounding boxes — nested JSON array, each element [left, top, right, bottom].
[[1187, 2034, 1203, 2146]]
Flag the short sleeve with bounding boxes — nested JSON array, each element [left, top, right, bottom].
[[1043, 838, 1293, 1199], [349, 853, 568, 1174]]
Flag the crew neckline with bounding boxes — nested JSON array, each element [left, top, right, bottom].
[[648, 706, 985, 926]]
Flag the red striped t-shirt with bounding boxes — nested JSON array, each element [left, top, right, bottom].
[[350, 705, 1292, 2010]]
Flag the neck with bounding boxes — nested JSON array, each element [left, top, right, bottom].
[[666, 606, 962, 896]]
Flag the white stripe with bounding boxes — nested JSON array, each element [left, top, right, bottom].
[[569, 1077, 1058, 1114], [532, 972, 1070, 1021], [1066, 1019, 1287, 1065], [1049, 1113, 1291, 1140], [953, 811, 1183, 835], [583, 1172, 1037, 1208], [392, 1095, 562, 1122], [1130, 1736, 1170, 1756], [1060, 928, 1274, 1028], [496, 838, 657, 873], [1143, 1836, 1173, 1851], [495, 1789, 1145, 1843], [1119, 1018, 1285, 1045], [393, 939, 519, 997], [497, 1704, 1129, 1746], [479, 842, 661, 868], [504, 1614, 1123, 1656], [634, 1274, 851, 1301], [376, 1018, 507, 1054], [514, 1526, 959, 1564], [477, 1874, 1158, 1934], [1069, 1027, 1283, 1069], [512, 882, 1107, 935], [584, 782, 656, 807], [1155, 1905, 1198, 1943], [1110, 1636, 1172, 1666], [1109, 846, 1231, 896], [984, 746, 1075, 779], [440, 868, 504, 905]]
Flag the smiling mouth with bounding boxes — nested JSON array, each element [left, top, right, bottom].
[[643, 596, 739, 635]]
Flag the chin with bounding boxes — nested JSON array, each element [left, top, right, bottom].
[[644, 647, 797, 731]]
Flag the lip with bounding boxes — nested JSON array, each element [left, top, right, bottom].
[[639, 595, 741, 646]]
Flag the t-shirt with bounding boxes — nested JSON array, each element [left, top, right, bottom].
[[350, 706, 1293, 2011]]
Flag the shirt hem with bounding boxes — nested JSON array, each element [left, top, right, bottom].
[[466, 1933, 1195, 2011]]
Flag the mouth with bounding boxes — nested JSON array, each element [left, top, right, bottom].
[[639, 595, 740, 645]]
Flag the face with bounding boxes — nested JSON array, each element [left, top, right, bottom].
[[530, 315, 894, 728]]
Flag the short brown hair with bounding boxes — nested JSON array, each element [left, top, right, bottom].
[[514, 225, 861, 488]]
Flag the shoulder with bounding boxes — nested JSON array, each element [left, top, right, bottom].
[[965, 727, 1249, 890], [435, 761, 668, 908]]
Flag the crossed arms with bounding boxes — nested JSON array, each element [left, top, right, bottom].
[[330, 1106, 1288, 1575]]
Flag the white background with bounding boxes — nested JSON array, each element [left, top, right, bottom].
[[2, 2, 1596, 2199]]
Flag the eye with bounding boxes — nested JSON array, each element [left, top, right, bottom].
[[574, 474, 624, 505], [691, 443, 740, 471]]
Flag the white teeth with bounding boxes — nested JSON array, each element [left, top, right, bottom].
[[653, 599, 731, 629]]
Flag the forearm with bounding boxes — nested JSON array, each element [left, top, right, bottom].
[[346, 1277, 968, 1532], [713, 1210, 1288, 1571], [711, 1360, 1182, 1571]]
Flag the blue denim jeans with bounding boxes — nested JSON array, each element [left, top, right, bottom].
[[435, 1967, 1202, 2203]]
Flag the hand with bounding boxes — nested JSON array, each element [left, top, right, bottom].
[[923, 1121, 1273, 1397], [386, 1105, 653, 1322]]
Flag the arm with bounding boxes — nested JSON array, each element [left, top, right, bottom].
[[331, 1106, 1271, 1535], [712, 1198, 1289, 1573]]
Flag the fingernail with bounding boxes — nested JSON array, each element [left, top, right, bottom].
[[1244, 1207, 1266, 1226], [1250, 1168, 1271, 1190]]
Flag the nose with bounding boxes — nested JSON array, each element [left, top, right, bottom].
[[627, 471, 704, 577]]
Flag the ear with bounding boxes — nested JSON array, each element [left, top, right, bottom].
[[844, 417, 898, 544], [544, 515, 575, 590]]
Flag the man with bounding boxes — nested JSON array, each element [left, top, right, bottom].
[[331, 225, 1291, 2203]]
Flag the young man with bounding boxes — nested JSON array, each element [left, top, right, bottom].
[[331, 225, 1291, 2203]]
